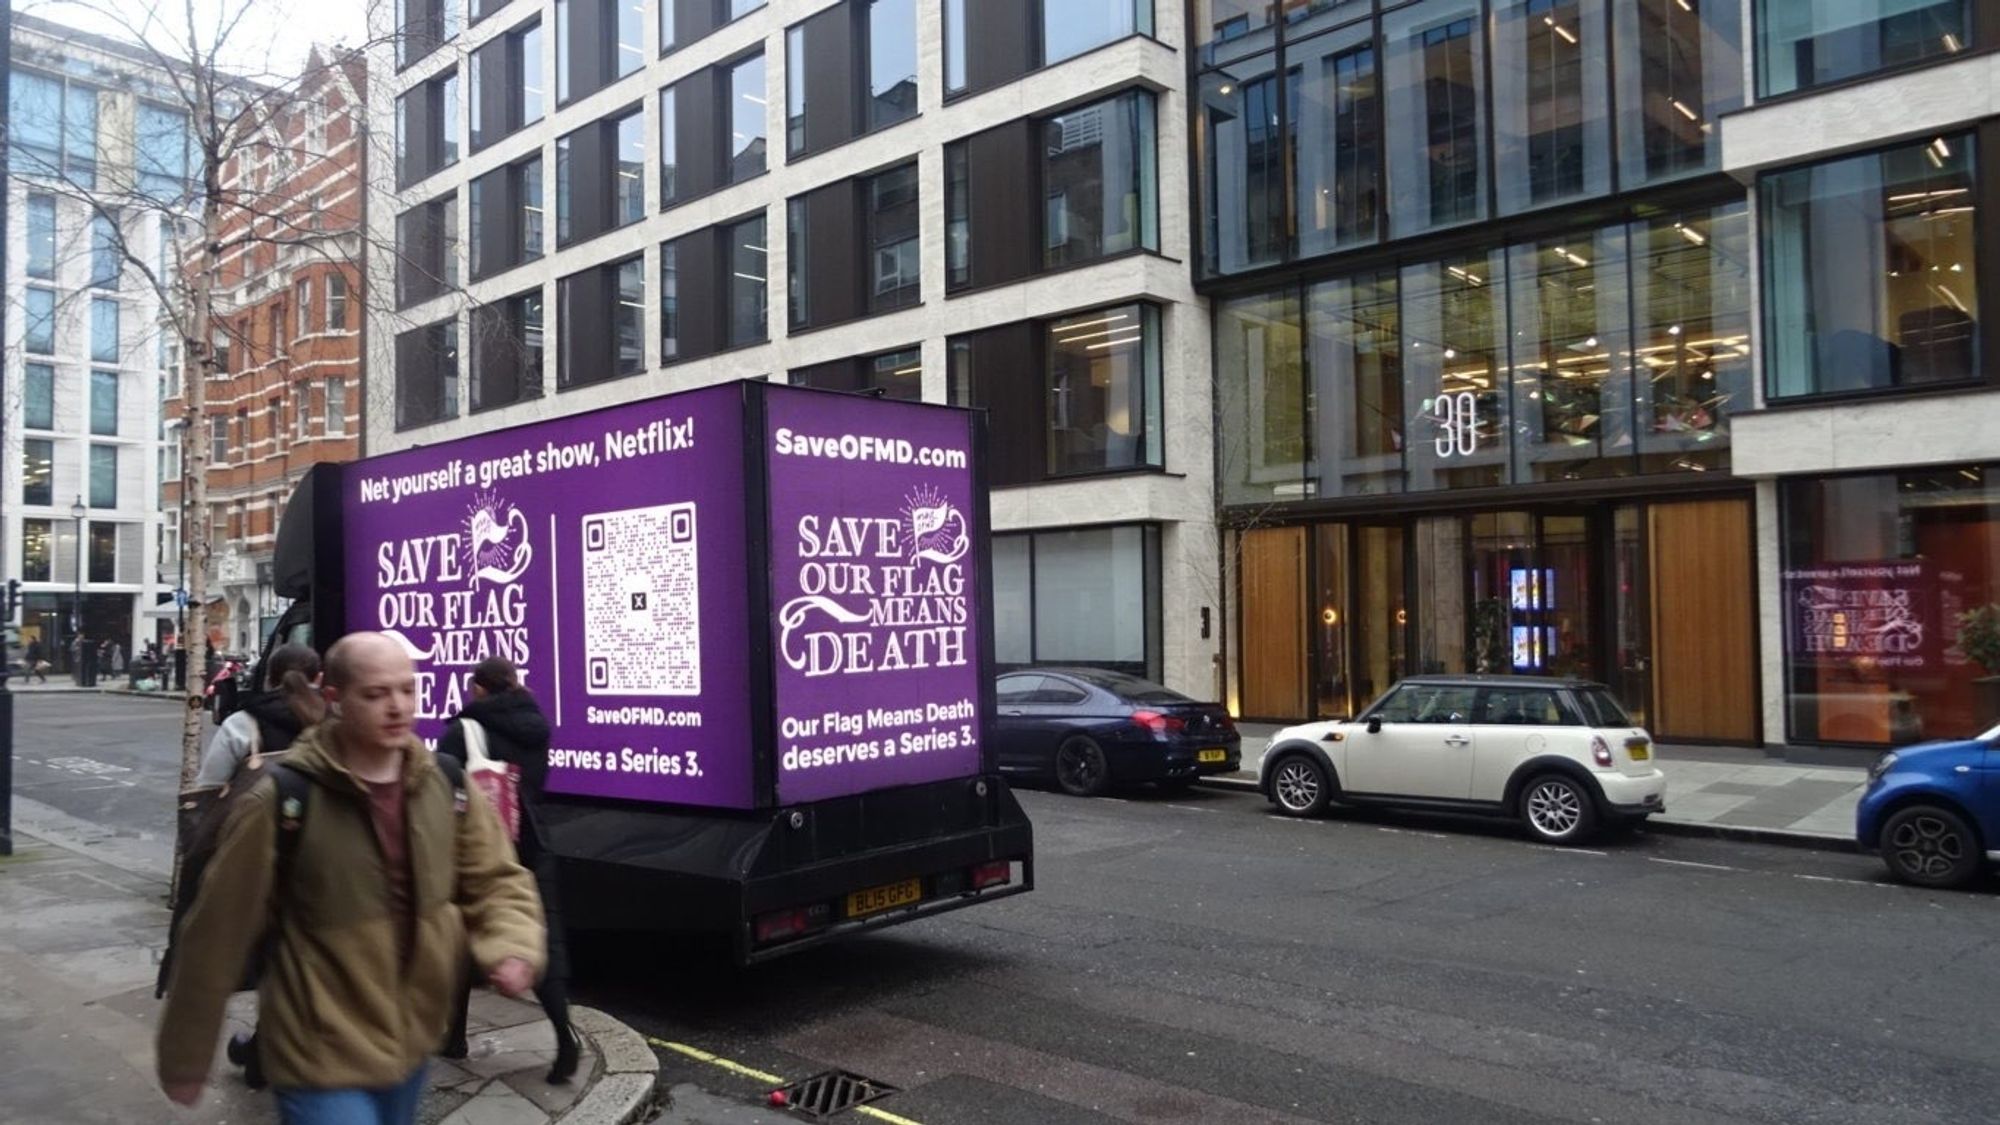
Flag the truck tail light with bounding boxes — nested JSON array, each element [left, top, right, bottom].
[[1132, 710, 1185, 734], [971, 861, 1012, 891], [1590, 736, 1613, 767], [754, 908, 811, 945]]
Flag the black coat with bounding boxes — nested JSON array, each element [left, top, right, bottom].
[[437, 689, 553, 864], [241, 689, 312, 755]]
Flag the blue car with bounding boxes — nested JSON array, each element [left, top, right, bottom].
[[1856, 722, 2000, 888]]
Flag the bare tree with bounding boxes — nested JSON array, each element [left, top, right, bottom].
[[8, 0, 487, 797]]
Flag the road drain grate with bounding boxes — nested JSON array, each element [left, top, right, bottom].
[[774, 1070, 899, 1118]]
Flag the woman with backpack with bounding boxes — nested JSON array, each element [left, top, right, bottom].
[[435, 657, 579, 1085], [193, 644, 326, 786]]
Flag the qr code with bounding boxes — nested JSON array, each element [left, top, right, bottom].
[[581, 502, 700, 696]]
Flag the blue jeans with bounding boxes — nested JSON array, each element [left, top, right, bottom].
[[274, 1065, 427, 1125]]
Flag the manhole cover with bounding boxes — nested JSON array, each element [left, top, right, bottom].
[[773, 1070, 899, 1118]]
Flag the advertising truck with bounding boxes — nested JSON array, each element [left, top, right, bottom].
[[264, 380, 1033, 961]]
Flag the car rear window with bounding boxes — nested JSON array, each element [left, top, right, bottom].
[[1572, 688, 1635, 727], [1067, 669, 1190, 704]]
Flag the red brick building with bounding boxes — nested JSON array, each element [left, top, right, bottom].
[[166, 48, 365, 652]]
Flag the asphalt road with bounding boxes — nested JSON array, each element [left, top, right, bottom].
[[12, 695, 1999, 1123]]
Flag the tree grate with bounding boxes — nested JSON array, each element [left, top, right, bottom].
[[774, 1070, 899, 1118]]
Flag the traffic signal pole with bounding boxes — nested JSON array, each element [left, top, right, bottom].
[[2, 0, 16, 857]]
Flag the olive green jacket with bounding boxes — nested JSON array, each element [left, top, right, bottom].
[[157, 724, 545, 1090]]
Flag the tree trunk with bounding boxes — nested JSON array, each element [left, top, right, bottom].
[[177, 197, 220, 790]]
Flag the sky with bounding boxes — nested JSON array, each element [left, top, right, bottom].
[[21, 0, 370, 82]]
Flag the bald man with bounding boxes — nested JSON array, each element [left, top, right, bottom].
[[158, 632, 545, 1124]]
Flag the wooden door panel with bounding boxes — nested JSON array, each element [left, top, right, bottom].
[[1241, 528, 1308, 720], [1648, 499, 1758, 743]]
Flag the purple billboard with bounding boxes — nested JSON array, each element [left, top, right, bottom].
[[341, 384, 756, 808], [765, 386, 984, 804]]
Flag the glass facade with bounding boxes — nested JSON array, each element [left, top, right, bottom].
[[25, 364, 55, 430], [91, 370, 119, 436], [1046, 304, 1163, 477], [1217, 203, 1749, 500], [1782, 466, 1998, 746], [91, 298, 120, 363], [1042, 91, 1158, 269], [90, 445, 117, 508], [727, 214, 768, 347], [23, 439, 53, 507], [1045, 0, 1152, 65], [1757, 0, 1966, 97], [1763, 134, 1979, 400], [1196, 0, 1742, 275], [867, 164, 920, 313], [26, 195, 55, 279], [616, 109, 645, 226], [993, 524, 1162, 680], [25, 289, 55, 355]]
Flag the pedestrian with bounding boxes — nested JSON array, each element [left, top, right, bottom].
[[193, 643, 325, 787], [24, 640, 47, 684], [110, 640, 125, 675], [436, 658, 579, 1084], [156, 631, 545, 1123]]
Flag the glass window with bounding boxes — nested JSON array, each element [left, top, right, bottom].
[[1217, 290, 1306, 506], [1030, 526, 1158, 676], [211, 415, 229, 464], [554, 0, 571, 102], [1293, 25, 1380, 257], [554, 134, 573, 243], [469, 49, 487, 147], [1477, 687, 1577, 725], [520, 158, 544, 260], [944, 0, 968, 94], [786, 197, 808, 329], [1613, 0, 1741, 186], [22, 520, 53, 582], [660, 86, 678, 204], [1572, 685, 1633, 727], [1371, 683, 1479, 723], [296, 279, 313, 336], [1506, 225, 1634, 483], [23, 439, 53, 507], [615, 256, 645, 374], [441, 70, 461, 167], [1632, 203, 1750, 474], [660, 0, 676, 50], [10, 72, 63, 178], [618, 0, 644, 77], [25, 364, 55, 430], [1491, 0, 1611, 215], [327, 274, 350, 330], [785, 26, 806, 155], [1043, 91, 1158, 269], [1781, 466, 1998, 745], [1194, 0, 1278, 65], [1763, 135, 1978, 400], [992, 537, 1031, 664], [730, 53, 767, 184], [91, 212, 120, 288], [1309, 270, 1403, 497], [91, 298, 120, 363], [1384, 0, 1488, 237], [91, 370, 119, 436], [868, 165, 919, 314], [1045, 303, 1162, 476], [134, 103, 190, 201], [1401, 251, 1507, 490], [395, 320, 460, 428], [89, 523, 117, 583], [869, 0, 918, 130], [727, 215, 769, 347], [327, 379, 348, 437], [732, 0, 765, 15], [65, 82, 99, 188], [523, 22, 546, 123], [25, 289, 55, 354], [870, 348, 922, 400], [945, 144, 970, 288], [27, 195, 56, 279], [1046, 0, 1150, 65], [90, 445, 117, 508], [474, 291, 544, 411], [1757, 0, 1967, 98], [1198, 54, 1287, 275], [660, 242, 679, 361], [616, 109, 645, 226]]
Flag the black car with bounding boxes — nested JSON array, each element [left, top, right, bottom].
[[993, 668, 1240, 797]]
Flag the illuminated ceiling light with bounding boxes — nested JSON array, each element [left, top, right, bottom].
[[1961, 468, 1982, 482], [1675, 0, 1693, 10], [1668, 325, 1682, 336], [744, 244, 767, 253], [1943, 32, 1962, 51], [1543, 15, 1577, 44], [1675, 222, 1707, 246], [1217, 84, 1234, 95], [733, 272, 765, 283], [742, 93, 766, 105], [1055, 325, 1138, 345], [1443, 348, 1457, 359], [1584, 336, 1598, 347], [1670, 98, 1699, 122], [1054, 313, 1130, 334]]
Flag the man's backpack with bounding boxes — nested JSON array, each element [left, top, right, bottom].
[[155, 750, 470, 999]]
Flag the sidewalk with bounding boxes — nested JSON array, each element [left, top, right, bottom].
[[0, 830, 659, 1125], [1209, 727, 1871, 847]]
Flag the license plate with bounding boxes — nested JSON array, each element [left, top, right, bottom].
[[1626, 738, 1651, 761], [1198, 748, 1229, 763], [846, 878, 922, 918]]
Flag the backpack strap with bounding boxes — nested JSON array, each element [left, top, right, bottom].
[[435, 750, 468, 816], [266, 762, 311, 879]]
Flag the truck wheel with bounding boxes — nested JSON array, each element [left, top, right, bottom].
[[1055, 736, 1111, 798]]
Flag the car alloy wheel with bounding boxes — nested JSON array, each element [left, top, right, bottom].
[[1522, 775, 1596, 844], [1270, 755, 1329, 818], [1055, 736, 1111, 798], [1881, 805, 1981, 889]]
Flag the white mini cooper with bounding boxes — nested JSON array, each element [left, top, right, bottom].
[[1258, 676, 1666, 844]]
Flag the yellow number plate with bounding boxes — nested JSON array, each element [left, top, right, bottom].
[[1198, 748, 1229, 763], [1626, 739, 1651, 761], [846, 878, 922, 918]]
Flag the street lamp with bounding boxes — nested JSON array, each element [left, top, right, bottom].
[[71, 497, 85, 666]]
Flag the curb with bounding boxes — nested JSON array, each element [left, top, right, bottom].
[[1193, 776, 1861, 854], [559, 1006, 660, 1124]]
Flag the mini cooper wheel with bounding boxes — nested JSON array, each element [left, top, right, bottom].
[[1054, 736, 1112, 798], [1521, 774, 1598, 844], [1880, 805, 1982, 889], [1269, 755, 1330, 818]]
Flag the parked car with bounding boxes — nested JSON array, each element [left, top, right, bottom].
[[1258, 675, 1665, 844], [1855, 722, 2000, 889], [993, 668, 1239, 797]]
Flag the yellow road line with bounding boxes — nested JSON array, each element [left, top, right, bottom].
[[644, 1035, 927, 1124]]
